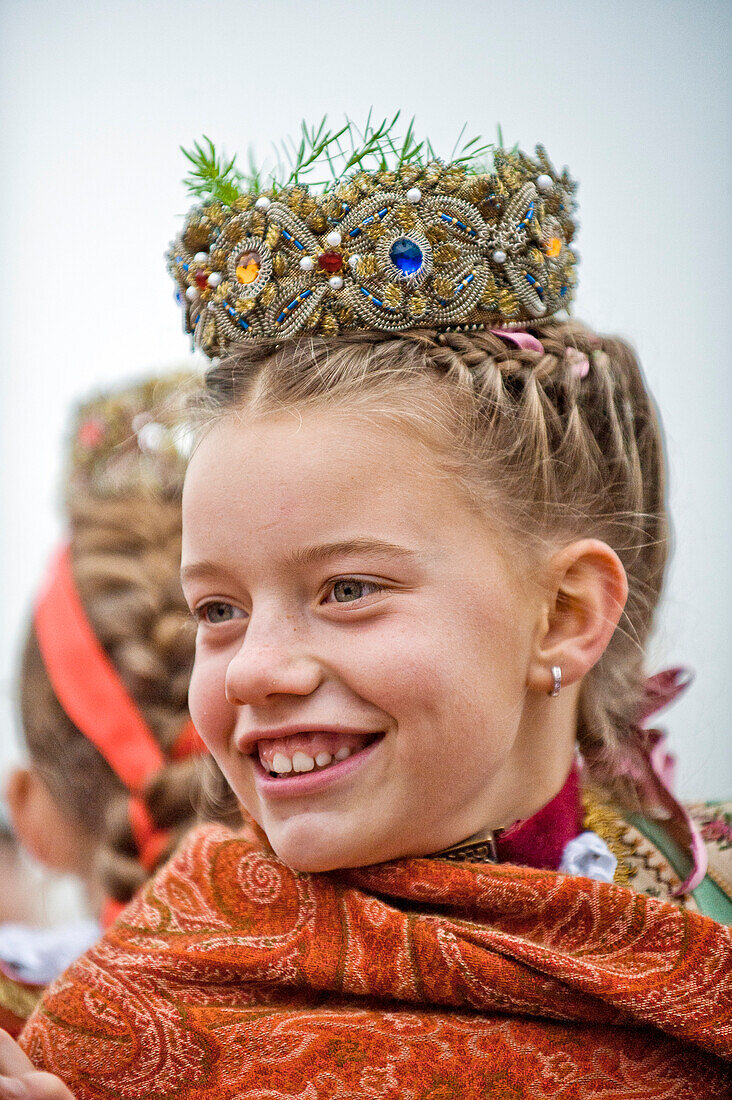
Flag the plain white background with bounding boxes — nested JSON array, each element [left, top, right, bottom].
[[1, 0, 730, 811]]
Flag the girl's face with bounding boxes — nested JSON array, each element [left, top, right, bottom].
[[182, 408, 554, 871]]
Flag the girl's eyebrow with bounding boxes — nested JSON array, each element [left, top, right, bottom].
[[180, 560, 241, 587], [287, 538, 416, 568], [180, 540, 416, 587]]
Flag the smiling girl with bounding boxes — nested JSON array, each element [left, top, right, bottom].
[[4, 131, 731, 1099], [181, 351, 607, 875]]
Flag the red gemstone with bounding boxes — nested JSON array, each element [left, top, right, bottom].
[[194, 269, 208, 288], [317, 251, 343, 273]]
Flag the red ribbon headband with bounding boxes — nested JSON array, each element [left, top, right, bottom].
[[33, 544, 205, 793]]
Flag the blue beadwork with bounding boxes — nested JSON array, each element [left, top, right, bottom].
[[359, 285, 398, 312], [436, 271, 475, 305], [281, 228, 304, 251], [276, 288, 312, 325], [360, 286, 383, 308], [519, 201, 535, 229], [224, 302, 249, 332], [389, 237, 423, 276], [439, 213, 476, 238], [525, 272, 544, 300]]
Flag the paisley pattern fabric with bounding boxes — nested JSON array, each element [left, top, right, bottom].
[[19, 822, 731, 1099]]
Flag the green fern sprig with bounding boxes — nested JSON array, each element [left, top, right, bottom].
[[181, 136, 245, 204], [280, 117, 352, 188], [181, 117, 509, 204]]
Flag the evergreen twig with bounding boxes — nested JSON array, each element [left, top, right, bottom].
[[181, 136, 245, 205], [181, 116, 508, 203]]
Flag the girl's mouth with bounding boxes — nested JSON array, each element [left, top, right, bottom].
[[252, 730, 384, 794]]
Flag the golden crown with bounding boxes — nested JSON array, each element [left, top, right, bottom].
[[167, 119, 578, 355]]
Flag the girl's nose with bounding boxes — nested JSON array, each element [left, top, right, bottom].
[[224, 616, 323, 706]]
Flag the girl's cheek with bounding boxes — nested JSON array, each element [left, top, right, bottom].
[[189, 651, 234, 751]]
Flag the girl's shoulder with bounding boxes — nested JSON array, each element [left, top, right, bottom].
[[584, 793, 732, 923]]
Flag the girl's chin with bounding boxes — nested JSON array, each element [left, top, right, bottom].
[[262, 817, 391, 874]]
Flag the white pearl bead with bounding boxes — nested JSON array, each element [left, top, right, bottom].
[[299, 256, 315, 272], [536, 174, 553, 193], [328, 275, 344, 290], [406, 187, 422, 204], [137, 422, 167, 453], [255, 195, 271, 211], [185, 285, 199, 301], [193, 251, 208, 263], [326, 230, 342, 248], [492, 249, 507, 264], [207, 272, 222, 287], [348, 254, 360, 269]]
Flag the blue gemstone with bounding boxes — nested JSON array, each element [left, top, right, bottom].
[[389, 237, 423, 275]]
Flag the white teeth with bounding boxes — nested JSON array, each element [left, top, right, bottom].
[[271, 752, 293, 774], [266, 743, 358, 777], [292, 751, 315, 773]]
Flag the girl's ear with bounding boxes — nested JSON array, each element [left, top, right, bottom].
[[527, 539, 628, 695], [5, 766, 91, 874]]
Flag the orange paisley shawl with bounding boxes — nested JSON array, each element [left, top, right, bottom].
[[20, 822, 732, 1099]]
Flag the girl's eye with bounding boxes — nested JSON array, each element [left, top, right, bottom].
[[198, 602, 245, 624], [326, 579, 382, 604]]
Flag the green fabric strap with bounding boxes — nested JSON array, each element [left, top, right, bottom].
[[627, 814, 732, 925]]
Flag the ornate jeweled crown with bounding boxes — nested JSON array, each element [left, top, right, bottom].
[[167, 119, 578, 356]]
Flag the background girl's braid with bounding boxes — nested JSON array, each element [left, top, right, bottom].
[[21, 493, 240, 906], [204, 321, 668, 804]]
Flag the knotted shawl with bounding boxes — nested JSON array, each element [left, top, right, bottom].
[[20, 822, 732, 1099]]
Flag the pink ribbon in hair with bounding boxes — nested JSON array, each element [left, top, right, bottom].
[[490, 329, 544, 353], [618, 667, 707, 895]]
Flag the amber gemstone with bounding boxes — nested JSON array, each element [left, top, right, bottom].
[[194, 269, 208, 288], [317, 251, 343, 273], [236, 251, 262, 285], [544, 237, 562, 258]]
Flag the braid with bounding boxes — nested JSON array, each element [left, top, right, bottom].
[[204, 322, 668, 802], [21, 492, 240, 906]]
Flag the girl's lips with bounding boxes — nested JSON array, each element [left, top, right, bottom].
[[253, 735, 384, 798]]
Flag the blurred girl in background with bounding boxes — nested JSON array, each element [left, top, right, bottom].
[[0, 373, 238, 1036]]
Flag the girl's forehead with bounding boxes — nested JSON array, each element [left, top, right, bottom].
[[182, 409, 504, 572], [188, 408, 449, 503]]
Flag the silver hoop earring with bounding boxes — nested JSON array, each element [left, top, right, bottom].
[[548, 666, 562, 697]]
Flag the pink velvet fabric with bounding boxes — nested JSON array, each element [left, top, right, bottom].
[[496, 762, 584, 870]]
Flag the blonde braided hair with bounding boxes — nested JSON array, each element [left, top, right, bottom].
[[20, 493, 239, 905], [202, 321, 667, 802]]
